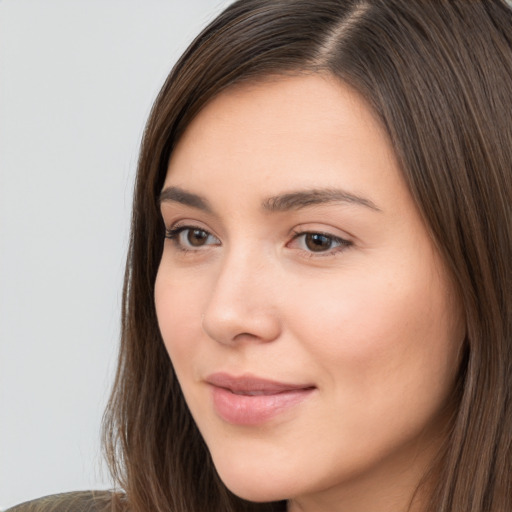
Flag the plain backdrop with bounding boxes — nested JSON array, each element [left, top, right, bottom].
[[0, 1, 231, 508]]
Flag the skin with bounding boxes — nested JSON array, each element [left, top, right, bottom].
[[154, 74, 465, 512]]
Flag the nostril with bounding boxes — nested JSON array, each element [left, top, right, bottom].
[[201, 304, 281, 346], [232, 332, 264, 343]]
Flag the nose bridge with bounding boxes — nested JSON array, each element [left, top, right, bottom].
[[202, 241, 281, 345]]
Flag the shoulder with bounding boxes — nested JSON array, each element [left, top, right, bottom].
[[6, 491, 117, 512]]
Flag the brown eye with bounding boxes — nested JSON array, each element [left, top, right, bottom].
[[288, 231, 352, 256], [187, 229, 209, 246], [165, 226, 220, 250], [304, 233, 334, 252]]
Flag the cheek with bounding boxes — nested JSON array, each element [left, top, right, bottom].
[[282, 255, 463, 413], [154, 264, 204, 366]]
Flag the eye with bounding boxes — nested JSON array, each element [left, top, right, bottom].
[[165, 225, 220, 250], [289, 231, 352, 255]]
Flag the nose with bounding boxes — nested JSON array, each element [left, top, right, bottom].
[[201, 248, 282, 346]]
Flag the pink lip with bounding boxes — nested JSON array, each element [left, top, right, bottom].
[[206, 373, 315, 426]]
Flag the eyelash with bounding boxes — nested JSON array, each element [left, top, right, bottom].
[[164, 225, 353, 257]]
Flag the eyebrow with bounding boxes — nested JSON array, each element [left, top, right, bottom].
[[159, 186, 380, 213], [262, 188, 381, 212], [159, 186, 213, 213]]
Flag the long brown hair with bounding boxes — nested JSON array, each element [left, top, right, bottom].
[[102, 1, 512, 511]]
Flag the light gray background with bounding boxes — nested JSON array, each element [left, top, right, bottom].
[[0, 1, 231, 508]]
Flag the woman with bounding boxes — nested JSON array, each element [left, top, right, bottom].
[[10, 0, 512, 511]]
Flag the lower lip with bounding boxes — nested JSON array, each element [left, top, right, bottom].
[[210, 385, 314, 426]]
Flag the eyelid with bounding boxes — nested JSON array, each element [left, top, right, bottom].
[[164, 218, 218, 237]]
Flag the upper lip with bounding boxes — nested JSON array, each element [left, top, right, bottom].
[[205, 372, 315, 394]]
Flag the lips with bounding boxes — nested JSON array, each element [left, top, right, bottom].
[[206, 372, 315, 425]]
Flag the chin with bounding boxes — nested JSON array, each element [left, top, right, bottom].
[[222, 479, 288, 504], [213, 458, 294, 503]]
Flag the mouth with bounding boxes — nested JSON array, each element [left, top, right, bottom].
[[205, 372, 316, 426]]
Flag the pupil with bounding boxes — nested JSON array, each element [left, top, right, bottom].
[[188, 229, 208, 246], [305, 233, 331, 252]]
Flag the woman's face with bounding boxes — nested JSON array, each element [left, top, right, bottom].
[[155, 75, 465, 511]]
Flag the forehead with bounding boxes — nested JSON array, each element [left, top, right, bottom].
[[171, 74, 382, 162], [165, 74, 407, 211]]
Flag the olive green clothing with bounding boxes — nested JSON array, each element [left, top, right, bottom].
[[6, 491, 114, 512]]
